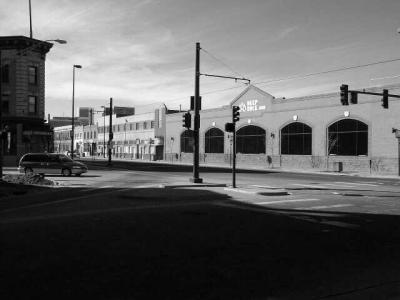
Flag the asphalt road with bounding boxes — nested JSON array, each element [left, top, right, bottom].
[[2, 161, 400, 299]]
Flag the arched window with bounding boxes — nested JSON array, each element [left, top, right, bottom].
[[205, 128, 224, 153], [180, 130, 193, 153], [328, 119, 368, 156], [281, 122, 312, 155], [236, 125, 266, 154]]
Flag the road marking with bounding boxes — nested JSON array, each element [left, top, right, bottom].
[[251, 185, 279, 189], [257, 198, 320, 205], [295, 204, 353, 210], [335, 181, 378, 187], [292, 183, 329, 189], [224, 188, 257, 194], [323, 183, 356, 188]]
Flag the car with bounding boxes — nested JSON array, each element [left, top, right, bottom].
[[18, 153, 88, 177], [66, 150, 81, 159]]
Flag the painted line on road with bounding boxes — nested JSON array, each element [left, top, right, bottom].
[[251, 184, 280, 189], [257, 198, 320, 205], [295, 204, 353, 210], [292, 183, 330, 189], [335, 181, 379, 187], [322, 183, 356, 188]]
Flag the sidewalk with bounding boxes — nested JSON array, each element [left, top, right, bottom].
[[82, 155, 400, 180]]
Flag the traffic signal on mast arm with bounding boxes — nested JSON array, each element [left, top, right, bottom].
[[182, 112, 191, 129], [350, 91, 358, 104], [232, 106, 240, 123], [382, 89, 389, 109], [340, 84, 349, 105]]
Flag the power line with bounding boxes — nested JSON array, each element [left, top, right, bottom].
[[200, 47, 245, 78], [254, 57, 400, 86]]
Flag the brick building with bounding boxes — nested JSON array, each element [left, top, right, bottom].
[[165, 84, 400, 175], [0, 36, 53, 166]]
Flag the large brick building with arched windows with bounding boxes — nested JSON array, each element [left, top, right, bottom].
[[165, 84, 400, 175]]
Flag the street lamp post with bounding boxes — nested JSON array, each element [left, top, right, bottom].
[[101, 106, 106, 158], [124, 119, 128, 158], [71, 64, 82, 158]]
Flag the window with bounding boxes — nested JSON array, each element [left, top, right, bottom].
[[1, 64, 9, 83], [28, 66, 38, 85], [205, 128, 224, 153], [28, 96, 37, 114], [281, 122, 312, 155], [94, 132, 97, 139], [143, 122, 147, 130], [2, 95, 9, 114], [136, 123, 139, 130], [236, 125, 266, 154], [130, 123, 133, 130], [151, 121, 155, 129], [328, 119, 368, 156], [180, 130, 193, 153]]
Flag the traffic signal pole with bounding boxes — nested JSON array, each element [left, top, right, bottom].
[[190, 42, 202, 183], [0, 50, 3, 179], [232, 123, 237, 188]]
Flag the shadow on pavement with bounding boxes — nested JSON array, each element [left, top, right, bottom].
[[1, 184, 400, 299]]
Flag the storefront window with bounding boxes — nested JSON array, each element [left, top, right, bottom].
[[328, 119, 368, 156], [205, 128, 224, 153], [236, 125, 266, 154], [180, 130, 193, 153], [281, 122, 312, 155]]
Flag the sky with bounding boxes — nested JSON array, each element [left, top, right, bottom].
[[1, 0, 400, 117]]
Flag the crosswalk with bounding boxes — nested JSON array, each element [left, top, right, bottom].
[[240, 180, 388, 211]]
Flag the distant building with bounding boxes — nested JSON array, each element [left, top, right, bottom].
[[48, 116, 88, 128], [103, 106, 135, 117], [0, 36, 54, 165]]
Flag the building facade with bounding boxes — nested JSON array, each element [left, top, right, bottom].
[[165, 84, 400, 175], [95, 104, 167, 160], [0, 36, 53, 165], [53, 103, 169, 161]]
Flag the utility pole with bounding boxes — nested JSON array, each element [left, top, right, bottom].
[[29, 0, 33, 38], [108, 97, 113, 166], [190, 42, 202, 183], [0, 49, 3, 179]]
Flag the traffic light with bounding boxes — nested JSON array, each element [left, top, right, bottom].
[[232, 106, 240, 123], [182, 112, 191, 129], [350, 91, 358, 104], [225, 122, 234, 132], [382, 89, 389, 109], [340, 84, 349, 105]]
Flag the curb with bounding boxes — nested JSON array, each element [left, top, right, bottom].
[[162, 183, 227, 189], [224, 187, 290, 196]]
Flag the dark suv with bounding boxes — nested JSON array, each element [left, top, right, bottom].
[[18, 153, 88, 176]]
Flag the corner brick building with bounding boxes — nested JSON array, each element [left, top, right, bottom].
[[0, 36, 53, 166]]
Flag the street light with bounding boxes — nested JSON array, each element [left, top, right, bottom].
[[124, 119, 128, 158], [100, 106, 107, 158], [71, 64, 82, 158]]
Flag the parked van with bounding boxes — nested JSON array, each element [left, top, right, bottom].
[[18, 153, 88, 176]]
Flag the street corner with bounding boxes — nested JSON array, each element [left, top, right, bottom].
[[224, 186, 290, 196]]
